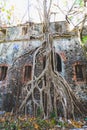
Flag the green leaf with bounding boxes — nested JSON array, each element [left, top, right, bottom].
[[1, 8, 5, 12], [7, 15, 11, 20], [82, 35, 87, 44], [75, 0, 84, 6]]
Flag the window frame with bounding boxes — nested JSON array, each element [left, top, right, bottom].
[[73, 62, 86, 83], [75, 64, 84, 81], [23, 64, 32, 82], [22, 26, 28, 35], [0, 64, 8, 81]]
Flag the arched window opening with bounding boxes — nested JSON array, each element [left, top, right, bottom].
[[56, 54, 62, 72], [0, 66, 8, 81]]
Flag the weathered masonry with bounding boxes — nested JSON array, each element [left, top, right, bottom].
[[0, 21, 87, 112]]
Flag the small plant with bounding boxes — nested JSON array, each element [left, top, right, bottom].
[[49, 110, 57, 119], [3, 120, 17, 130], [36, 118, 50, 129], [36, 107, 43, 118]]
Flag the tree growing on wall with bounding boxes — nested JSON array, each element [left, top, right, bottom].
[[9, 0, 87, 119]]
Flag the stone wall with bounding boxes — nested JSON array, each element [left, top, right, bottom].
[[0, 21, 86, 111]]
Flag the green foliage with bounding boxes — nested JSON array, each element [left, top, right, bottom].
[[0, 112, 84, 129], [57, 120, 68, 128], [84, 117, 87, 121], [3, 120, 17, 130], [81, 43, 87, 58], [0, 114, 52, 130], [63, 0, 84, 7], [36, 118, 50, 129], [82, 35, 87, 44], [49, 109, 57, 119], [75, 0, 84, 6], [36, 107, 43, 118], [0, 0, 14, 25]]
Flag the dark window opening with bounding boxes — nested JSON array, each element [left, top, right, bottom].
[[75, 65, 84, 81], [42, 91, 47, 116], [55, 23, 62, 32], [43, 56, 46, 69], [43, 56, 46, 86], [56, 54, 62, 72], [30, 36, 35, 39], [0, 29, 6, 35], [0, 66, 8, 81], [22, 27, 28, 35], [24, 65, 32, 81]]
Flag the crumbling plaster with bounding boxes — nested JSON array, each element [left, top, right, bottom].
[[0, 21, 86, 110]]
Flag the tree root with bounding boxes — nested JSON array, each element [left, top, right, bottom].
[[15, 43, 87, 119]]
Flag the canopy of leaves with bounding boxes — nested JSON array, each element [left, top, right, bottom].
[[0, 0, 14, 25], [0, 0, 85, 26]]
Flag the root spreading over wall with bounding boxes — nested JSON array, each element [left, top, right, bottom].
[[17, 40, 86, 119]]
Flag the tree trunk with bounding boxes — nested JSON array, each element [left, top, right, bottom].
[[17, 0, 87, 119]]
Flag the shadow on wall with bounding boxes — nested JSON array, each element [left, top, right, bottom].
[[2, 93, 15, 112]]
